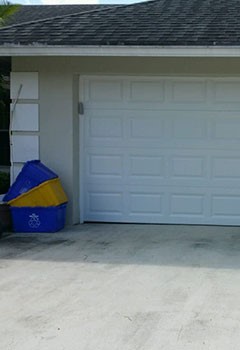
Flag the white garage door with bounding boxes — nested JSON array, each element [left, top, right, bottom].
[[80, 76, 240, 225]]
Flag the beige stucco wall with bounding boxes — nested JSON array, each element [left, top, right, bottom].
[[12, 56, 240, 224]]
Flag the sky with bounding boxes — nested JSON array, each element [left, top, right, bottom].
[[9, 0, 137, 4]]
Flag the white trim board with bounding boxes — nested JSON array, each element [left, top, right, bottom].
[[11, 104, 39, 131], [2, 45, 240, 57]]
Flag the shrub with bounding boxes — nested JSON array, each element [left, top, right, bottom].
[[0, 171, 9, 194]]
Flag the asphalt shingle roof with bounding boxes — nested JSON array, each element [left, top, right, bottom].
[[1, 0, 240, 47], [5, 4, 114, 26]]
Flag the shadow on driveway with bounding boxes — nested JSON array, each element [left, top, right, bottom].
[[1, 223, 240, 269]]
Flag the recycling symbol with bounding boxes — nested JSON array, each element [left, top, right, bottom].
[[28, 213, 41, 229]]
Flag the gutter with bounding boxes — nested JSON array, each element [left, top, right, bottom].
[[2, 45, 240, 57]]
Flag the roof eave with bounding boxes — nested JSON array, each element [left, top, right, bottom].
[[1, 45, 240, 57]]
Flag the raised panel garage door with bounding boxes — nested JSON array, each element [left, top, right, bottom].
[[80, 76, 240, 225]]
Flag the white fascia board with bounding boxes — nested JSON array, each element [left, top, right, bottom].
[[2, 45, 240, 57]]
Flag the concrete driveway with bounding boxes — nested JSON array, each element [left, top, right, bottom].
[[1, 224, 240, 350]]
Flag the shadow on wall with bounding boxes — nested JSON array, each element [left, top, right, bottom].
[[1, 223, 240, 269]]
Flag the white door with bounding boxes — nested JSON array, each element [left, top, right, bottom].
[[80, 76, 240, 225]]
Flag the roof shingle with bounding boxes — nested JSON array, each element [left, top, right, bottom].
[[5, 4, 115, 26], [1, 0, 240, 47]]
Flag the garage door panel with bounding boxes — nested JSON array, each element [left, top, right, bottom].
[[81, 76, 240, 225], [172, 81, 207, 103], [85, 148, 240, 187], [86, 78, 123, 103], [211, 118, 240, 140], [213, 81, 240, 103], [172, 118, 207, 139], [170, 194, 205, 217], [127, 178, 211, 188], [130, 117, 165, 139], [211, 191, 240, 218], [170, 156, 205, 179], [86, 148, 125, 184], [129, 192, 164, 215], [128, 81, 165, 103], [89, 192, 122, 213], [86, 110, 240, 149], [129, 155, 165, 178], [211, 157, 240, 179], [87, 154, 124, 179], [85, 186, 124, 221], [88, 117, 123, 139]]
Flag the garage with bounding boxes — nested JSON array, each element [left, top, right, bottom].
[[81, 76, 240, 225]]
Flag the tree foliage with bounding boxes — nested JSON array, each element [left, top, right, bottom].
[[0, 0, 20, 26], [0, 2, 20, 166], [0, 0, 18, 111]]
